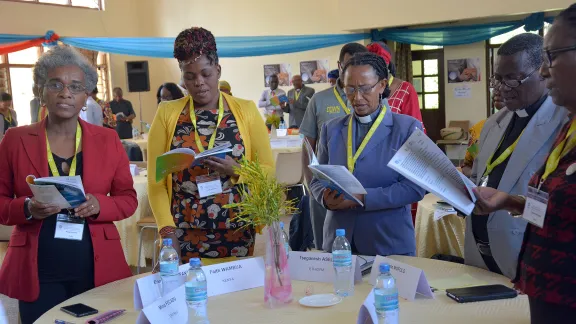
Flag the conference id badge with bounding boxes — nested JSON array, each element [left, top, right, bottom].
[[54, 214, 85, 241], [522, 186, 549, 228], [196, 174, 223, 198]]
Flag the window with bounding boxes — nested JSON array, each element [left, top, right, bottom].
[[411, 45, 443, 51], [412, 58, 440, 109], [4, 0, 103, 9]]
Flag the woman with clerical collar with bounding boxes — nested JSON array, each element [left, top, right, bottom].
[[309, 52, 426, 256]]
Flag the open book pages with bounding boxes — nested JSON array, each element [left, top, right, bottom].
[[155, 143, 233, 183], [387, 129, 476, 215], [26, 175, 86, 209]]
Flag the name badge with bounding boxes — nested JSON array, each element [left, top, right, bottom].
[[141, 285, 188, 324], [196, 174, 223, 198], [369, 256, 434, 301], [522, 186, 549, 228], [288, 251, 362, 284], [203, 257, 265, 297], [54, 214, 85, 241]]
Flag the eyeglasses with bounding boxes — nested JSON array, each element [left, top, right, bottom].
[[543, 45, 576, 68], [344, 81, 380, 97], [44, 81, 87, 94], [489, 68, 539, 89]]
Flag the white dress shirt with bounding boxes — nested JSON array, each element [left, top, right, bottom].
[[81, 97, 104, 126]]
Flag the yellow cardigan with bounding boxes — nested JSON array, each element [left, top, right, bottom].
[[147, 93, 275, 231]]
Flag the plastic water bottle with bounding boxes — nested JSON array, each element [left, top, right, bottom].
[[279, 222, 290, 259], [374, 263, 399, 324], [186, 258, 209, 324], [159, 238, 180, 296], [279, 121, 286, 129], [332, 229, 354, 297]]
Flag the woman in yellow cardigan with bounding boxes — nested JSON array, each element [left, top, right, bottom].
[[147, 27, 274, 264]]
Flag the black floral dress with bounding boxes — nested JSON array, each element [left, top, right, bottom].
[[171, 105, 255, 263]]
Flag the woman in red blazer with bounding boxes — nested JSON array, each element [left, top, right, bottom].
[[0, 45, 137, 324]]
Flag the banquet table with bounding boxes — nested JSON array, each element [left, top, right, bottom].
[[415, 193, 467, 258], [36, 256, 529, 324], [270, 135, 302, 162]]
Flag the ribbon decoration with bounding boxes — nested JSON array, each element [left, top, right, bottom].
[[0, 31, 59, 55]]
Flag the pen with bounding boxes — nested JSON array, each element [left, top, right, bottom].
[[55, 320, 75, 324]]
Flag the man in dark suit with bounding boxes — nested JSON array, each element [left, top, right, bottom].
[[283, 75, 315, 128]]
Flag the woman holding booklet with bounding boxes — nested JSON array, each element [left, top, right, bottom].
[[0, 45, 137, 324], [310, 52, 426, 256], [147, 27, 274, 264]]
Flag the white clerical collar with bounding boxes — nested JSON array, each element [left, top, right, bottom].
[[515, 109, 529, 117], [354, 107, 381, 124]]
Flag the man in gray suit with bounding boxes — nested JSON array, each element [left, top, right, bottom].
[[283, 75, 315, 128], [465, 33, 569, 279]]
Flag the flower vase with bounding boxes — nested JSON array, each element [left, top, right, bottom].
[[270, 125, 277, 139], [264, 222, 293, 308]]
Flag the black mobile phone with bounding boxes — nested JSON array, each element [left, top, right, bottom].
[[60, 303, 99, 317], [446, 284, 517, 303]]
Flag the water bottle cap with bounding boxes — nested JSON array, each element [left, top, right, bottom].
[[279, 222, 284, 230], [335, 229, 345, 236], [379, 263, 390, 273], [163, 238, 172, 245], [189, 258, 201, 267]]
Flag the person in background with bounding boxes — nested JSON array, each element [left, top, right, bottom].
[[178, 77, 189, 96], [219, 80, 232, 96], [109, 87, 136, 139], [283, 75, 315, 128], [156, 82, 185, 104], [474, 5, 576, 321], [310, 52, 425, 255], [0, 92, 17, 139], [81, 89, 103, 127], [466, 33, 567, 280], [461, 119, 486, 177], [300, 42, 368, 250], [258, 74, 286, 122], [327, 69, 339, 86], [0, 45, 137, 324], [91, 88, 116, 129], [30, 85, 41, 123], [147, 27, 274, 264], [367, 42, 425, 129]]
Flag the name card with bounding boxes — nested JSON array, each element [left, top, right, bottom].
[[288, 251, 362, 284], [276, 129, 288, 137], [357, 290, 377, 324], [203, 257, 265, 297], [133, 263, 189, 310], [368, 256, 434, 301], [130, 164, 140, 176], [141, 285, 188, 324]]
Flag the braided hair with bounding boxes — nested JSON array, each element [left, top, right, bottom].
[[174, 27, 218, 66], [342, 52, 391, 98], [557, 3, 576, 33]]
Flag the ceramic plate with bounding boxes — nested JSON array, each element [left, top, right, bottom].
[[299, 294, 342, 307]]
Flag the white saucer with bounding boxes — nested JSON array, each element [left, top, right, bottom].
[[299, 294, 342, 307]]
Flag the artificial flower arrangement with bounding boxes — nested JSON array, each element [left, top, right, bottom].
[[265, 114, 281, 129]]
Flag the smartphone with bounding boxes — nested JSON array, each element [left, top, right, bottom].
[[60, 303, 99, 317]]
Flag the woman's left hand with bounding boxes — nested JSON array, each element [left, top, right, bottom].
[[75, 194, 101, 218], [203, 156, 240, 177]]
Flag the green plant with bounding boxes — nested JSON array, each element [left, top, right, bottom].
[[265, 114, 281, 129]]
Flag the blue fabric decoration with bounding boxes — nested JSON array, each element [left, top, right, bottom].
[[371, 13, 555, 46]]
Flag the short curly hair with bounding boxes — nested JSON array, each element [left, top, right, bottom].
[[174, 27, 218, 65], [33, 45, 98, 93]]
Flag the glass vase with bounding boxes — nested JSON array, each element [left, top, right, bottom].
[[264, 222, 293, 308]]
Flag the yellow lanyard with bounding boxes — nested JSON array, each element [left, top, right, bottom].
[[189, 92, 225, 153], [483, 129, 525, 177], [333, 87, 351, 115], [46, 122, 82, 177], [3, 112, 12, 124], [295, 89, 301, 101], [388, 76, 394, 85], [540, 119, 576, 186], [346, 106, 387, 173]]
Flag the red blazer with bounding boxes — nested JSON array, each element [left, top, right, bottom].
[[0, 118, 138, 302]]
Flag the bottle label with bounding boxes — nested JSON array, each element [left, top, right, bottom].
[[186, 285, 208, 302], [284, 243, 290, 257], [332, 250, 352, 267], [375, 292, 399, 311], [160, 262, 178, 274]]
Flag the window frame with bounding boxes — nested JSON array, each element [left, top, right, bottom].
[[411, 51, 443, 110], [0, 0, 103, 10]]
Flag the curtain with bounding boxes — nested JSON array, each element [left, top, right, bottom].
[[394, 43, 412, 83]]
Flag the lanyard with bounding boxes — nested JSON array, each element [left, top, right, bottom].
[[483, 130, 525, 177], [333, 87, 351, 115], [3, 112, 12, 124], [346, 106, 387, 173], [189, 92, 224, 153], [46, 122, 82, 177], [539, 119, 576, 188], [295, 89, 301, 101], [388, 75, 394, 85]]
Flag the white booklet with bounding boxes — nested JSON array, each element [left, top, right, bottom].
[[303, 139, 366, 206], [26, 175, 87, 209], [155, 143, 233, 182], [387, 129, 476, 215]]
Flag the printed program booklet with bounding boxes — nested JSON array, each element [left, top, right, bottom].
[[155, 143, 233, 182], [26, 175, 87, 209]]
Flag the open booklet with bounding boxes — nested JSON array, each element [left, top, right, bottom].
[[155, 143, 233, 182], [387, 129, 477, 215], [26, 175, 87, 209], [303, 139, 367, 206]]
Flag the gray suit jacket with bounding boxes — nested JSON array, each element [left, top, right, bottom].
[[465, 97, 568, 279], [284, 86, 315, 127]]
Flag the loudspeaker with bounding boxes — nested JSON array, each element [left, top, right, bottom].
[[126, 61, 150, 92]]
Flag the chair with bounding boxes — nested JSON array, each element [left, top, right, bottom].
[[0, 225, 13, 242], [136, 216, 158, 274], [275, 151, 304, 190]]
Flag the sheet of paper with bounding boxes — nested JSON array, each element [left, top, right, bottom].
[[288, 251, 362, 284], [142, 285, 188, 324], [433, 204, 456, 221], [454, 86, 472, 98], [133, 263, 189, 310], [369, 256, 434, 301], [27, 184, 71, 209], [429, 273, 488, 291], [202, 257, 265, 297], [388, 129, 476, 215]]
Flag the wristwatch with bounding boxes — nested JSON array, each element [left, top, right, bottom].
[[24, 197, 34, 221]]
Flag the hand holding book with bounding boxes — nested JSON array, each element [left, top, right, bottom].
[[323, 188, 364, 210], [73, 194, 101, 218], [27, 198, 60, 220]]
